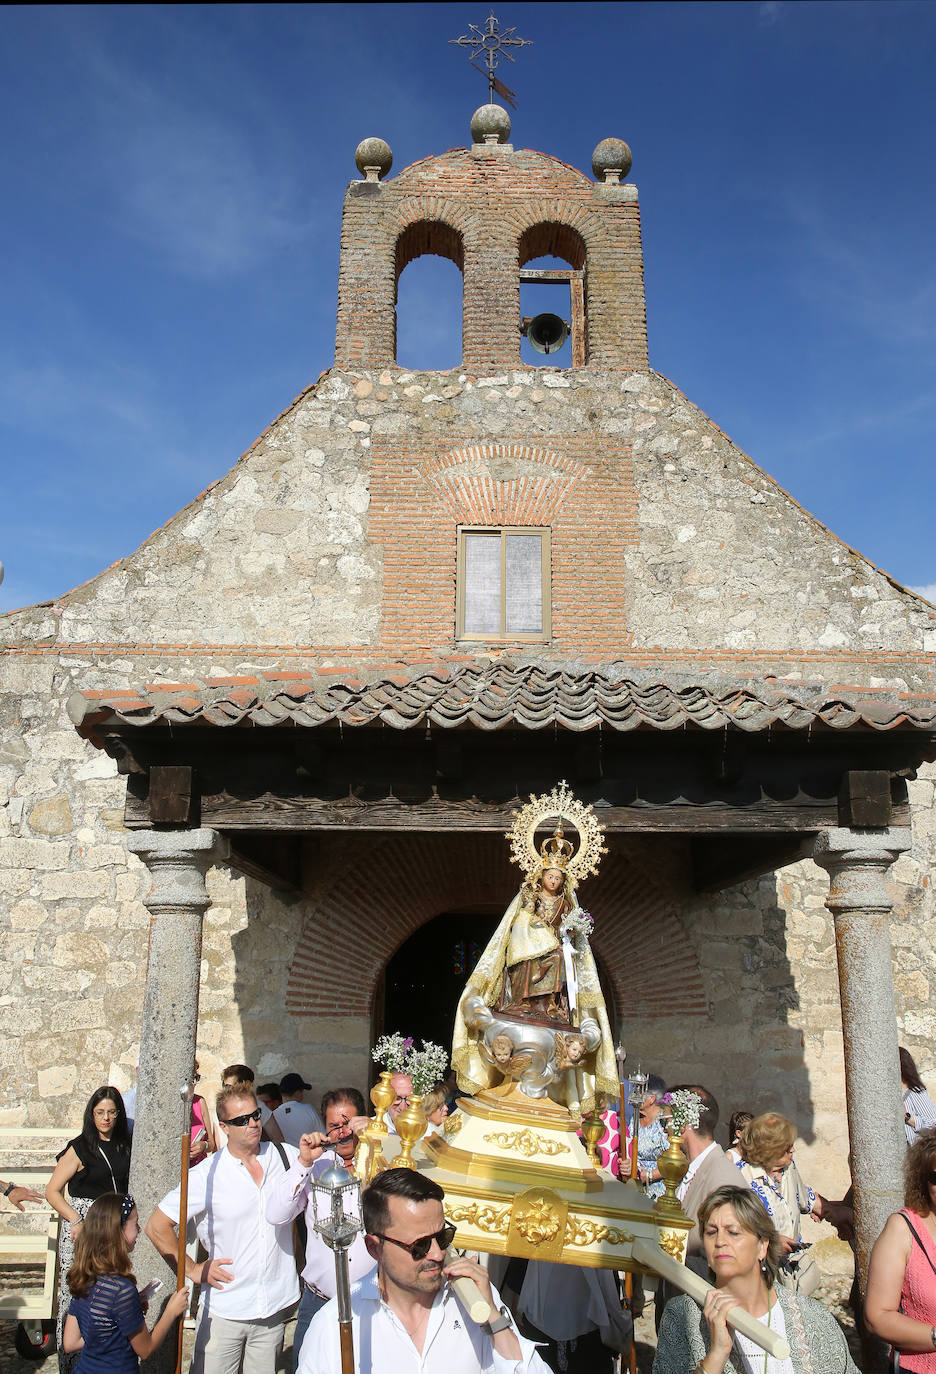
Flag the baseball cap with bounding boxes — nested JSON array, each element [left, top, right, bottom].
[[280, 1072, 311, 1093]]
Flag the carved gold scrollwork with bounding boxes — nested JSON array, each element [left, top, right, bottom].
[[564, 1217, 634, 1248], [658, 1229, 687, 1259], [447, 1202, 511, 1235], [515, 1198, 562, 1245], [443, 1112, 463, 1136], [482, 1128, 571, 1158]]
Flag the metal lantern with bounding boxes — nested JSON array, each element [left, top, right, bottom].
[[308, 1161, 364, 1374]]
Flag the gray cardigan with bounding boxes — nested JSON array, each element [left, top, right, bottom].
[[652, 1286, 860, 1374]]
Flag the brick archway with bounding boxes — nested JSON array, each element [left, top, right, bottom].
[[285, 832, 708, 1026]]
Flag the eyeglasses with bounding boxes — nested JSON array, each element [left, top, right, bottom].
[[370, 1223, 456, 1261], [926, 1170, 936, 1186], [220, 1108, 262, 1127]]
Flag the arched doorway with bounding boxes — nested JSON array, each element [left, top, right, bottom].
[[381, 910, 500, 1050], [377, 907, 622, 1053]]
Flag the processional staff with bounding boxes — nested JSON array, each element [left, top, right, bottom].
[[175, 1077, 196, 1374]]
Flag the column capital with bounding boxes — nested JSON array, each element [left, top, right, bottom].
[[127, 828, 228, 915], [813, 827, 911, 916]]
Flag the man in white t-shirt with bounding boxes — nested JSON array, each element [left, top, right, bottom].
[[273, 1073, 325, 1146], [298, 1167, 549, 1374], [146, 1085, 299, 1374]]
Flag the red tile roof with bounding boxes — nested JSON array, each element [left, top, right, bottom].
[[67, 660, 936, 744]]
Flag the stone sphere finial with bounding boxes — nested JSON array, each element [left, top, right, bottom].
[[354, 137, 393, 181], [591, 137, 633, 184], [471, 103, 511, 145]]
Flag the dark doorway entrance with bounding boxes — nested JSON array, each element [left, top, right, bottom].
[[383, 911, 501, 1051]]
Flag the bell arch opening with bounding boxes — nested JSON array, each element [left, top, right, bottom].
[[518, 222, 587, 368], [394, 219, 465, 370]]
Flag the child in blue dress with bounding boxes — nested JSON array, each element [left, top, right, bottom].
[[63, 1192, 188, 1372]]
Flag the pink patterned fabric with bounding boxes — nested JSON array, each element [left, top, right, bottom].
[[595, 1108, 627, 1178], [898, 1209, 936, 1373]]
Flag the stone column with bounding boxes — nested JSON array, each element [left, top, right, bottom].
[[125, 828, 226, 1352], [814, 826, 910, 1366]]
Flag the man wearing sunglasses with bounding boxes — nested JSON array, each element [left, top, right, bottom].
[[297, 1167, 549, 1373], [146, 1084, 300, 1374]]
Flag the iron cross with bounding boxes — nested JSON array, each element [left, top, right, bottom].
[[449, 12, 532, 106]]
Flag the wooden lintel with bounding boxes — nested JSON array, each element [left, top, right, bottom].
[[225, 834, 301, 892], [121, 790, 913, 834], [518, 269, 581, 282]]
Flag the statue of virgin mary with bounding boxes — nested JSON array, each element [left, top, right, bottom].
[[451, 783, 618, 1115]]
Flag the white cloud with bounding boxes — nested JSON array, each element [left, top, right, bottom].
[[909, 583, 936, 603], [74, 30, 320, 277]]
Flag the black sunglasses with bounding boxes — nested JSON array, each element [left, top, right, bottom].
[[220, 1108, 262, 1127], [927, 1170, 936, 1186], [370, 1222, 456, 1261]]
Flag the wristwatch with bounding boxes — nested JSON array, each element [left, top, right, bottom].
[[483, 1305, 513, 1335], [3, 1182, 15, 1197]]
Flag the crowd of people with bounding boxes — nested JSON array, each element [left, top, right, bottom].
[[10, 1046, 933, 1373]]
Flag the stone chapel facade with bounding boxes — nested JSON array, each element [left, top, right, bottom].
[[2, 106, 935, 1285]]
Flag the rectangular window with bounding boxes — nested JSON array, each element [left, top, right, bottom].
[[456, 527, 551, 642]]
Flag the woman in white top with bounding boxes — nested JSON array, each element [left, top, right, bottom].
[[901, 1046, 936, 1147], [653, 1184, 858, 1373]]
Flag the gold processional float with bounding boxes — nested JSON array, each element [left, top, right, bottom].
[[353, 782, 788, 1361]]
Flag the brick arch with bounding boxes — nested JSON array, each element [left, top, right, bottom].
[[285, 834, 708, 1025], [413, 443, 590, 525], [518, 222, 587, 272], [394, 218, 465, 276]]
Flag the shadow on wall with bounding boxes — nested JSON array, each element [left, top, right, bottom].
[[621, 849, 818, 1149]]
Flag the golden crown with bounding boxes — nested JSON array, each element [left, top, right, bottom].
[[506, 780, 607, 888]]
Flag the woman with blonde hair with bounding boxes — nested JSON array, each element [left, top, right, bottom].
[[419, 1085, 450, 1136], [865, 1127, 936, 1370], [63, 1192, 188, 1371], [653, 1184, 858, 1372], [737, 1113, 829, 1293]]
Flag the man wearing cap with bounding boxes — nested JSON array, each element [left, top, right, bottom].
[[273, 1073, 325, 1147]]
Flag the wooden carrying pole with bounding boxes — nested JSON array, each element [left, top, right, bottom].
[[617, 1084, 638, 1374], [631, 1239, 791, 1361], [175, 1080, 195, 1374]]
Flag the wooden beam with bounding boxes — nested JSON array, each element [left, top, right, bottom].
[[147, 766, 196, 825], [124, 789, 909, 833], [225, 833, 301, 891], [570, 274, 585, 368], [838, 770, 893, 827]]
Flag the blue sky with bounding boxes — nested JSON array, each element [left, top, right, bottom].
[[1, 1, 934, 614]]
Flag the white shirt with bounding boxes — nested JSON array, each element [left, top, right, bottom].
[[273, 1099, 325, 1145], [733, 1299, 794, 1374], [157, 1141, 300, 1321], [265, 1152, 375, 1296], [677, 1140, 718, 1202], [298, 1270, 550, 1374]]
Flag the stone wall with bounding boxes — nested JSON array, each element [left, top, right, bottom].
[[2, 368, 932, 675]]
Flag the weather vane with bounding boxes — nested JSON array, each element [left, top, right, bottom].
[[449, 12, 532, 109]]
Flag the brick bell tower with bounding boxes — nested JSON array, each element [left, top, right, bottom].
[[335, 104, 646, 375]]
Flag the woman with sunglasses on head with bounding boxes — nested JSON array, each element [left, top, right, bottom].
[[865, 1128, 936, 1370], [653, 1184, 858, 1373], [63, 1192, 188, 1372], [47, 1087, 132, 1374]]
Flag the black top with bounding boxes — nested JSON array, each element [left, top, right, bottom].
[[59, 1136, 131, 1201]]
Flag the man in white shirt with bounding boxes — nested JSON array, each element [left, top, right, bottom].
[[146, 1085, 300, 1374], [265, 1087, 375, 1372], [273, 1073, 326, 1145], [298, 1167, 550, 1374]]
